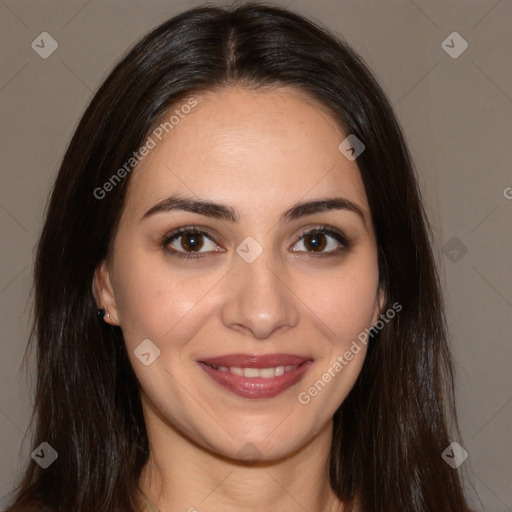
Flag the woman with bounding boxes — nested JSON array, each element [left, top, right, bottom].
[[5, 2, 472, 511]]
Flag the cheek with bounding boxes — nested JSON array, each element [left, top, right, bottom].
[[294, 249, 379, 403], [305, 252, 380, 342], [112, 247, 221, 350]]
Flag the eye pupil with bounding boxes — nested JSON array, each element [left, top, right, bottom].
[[304, 233, 326, 252], [181, 233, 203, 252]]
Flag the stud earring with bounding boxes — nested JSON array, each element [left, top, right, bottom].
[[97, 308, 110, 321]]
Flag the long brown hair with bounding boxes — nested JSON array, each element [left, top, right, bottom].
[[6, 3, 471, 511]]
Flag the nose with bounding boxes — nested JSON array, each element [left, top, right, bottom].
[[220, 248, 299, 340]]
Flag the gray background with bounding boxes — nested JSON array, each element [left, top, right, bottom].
[[0, 0, 511, 510]]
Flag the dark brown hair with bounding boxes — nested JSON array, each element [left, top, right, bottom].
[[6, 2, 471, 511]]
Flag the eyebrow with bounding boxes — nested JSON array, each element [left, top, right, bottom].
[[141, 194, 368, 230]]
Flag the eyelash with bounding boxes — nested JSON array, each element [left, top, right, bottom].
[[161, 224, 351, 260]]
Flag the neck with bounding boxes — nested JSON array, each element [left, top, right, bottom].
[[138, 397, 343, 512]]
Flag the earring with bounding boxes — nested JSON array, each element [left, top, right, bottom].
[[97, 308, 110, 321]]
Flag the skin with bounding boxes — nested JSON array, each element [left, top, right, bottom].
[[95, 85, 385, 512]]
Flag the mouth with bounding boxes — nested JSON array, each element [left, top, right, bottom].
[[197, 353, 313, 399]]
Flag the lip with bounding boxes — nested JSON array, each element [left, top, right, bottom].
[[199, 353, 311, 368], [197, 353, 313, 399]]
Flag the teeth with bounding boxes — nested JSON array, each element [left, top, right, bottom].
[[217, 365, 298, 378], [243, 368, 260, 378], [258, 367, 276, 378]]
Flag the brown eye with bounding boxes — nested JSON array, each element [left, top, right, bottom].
[[179, 232, 204, 252], [291, 227, 350, 255], [302, 232, 327, 252], [163, 227, 223, 258]]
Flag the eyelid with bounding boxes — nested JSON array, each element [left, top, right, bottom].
[[296, 224, 350, 245], [162, 225, 215, 244]]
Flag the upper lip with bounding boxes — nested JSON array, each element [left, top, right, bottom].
[[198, 353, 313, 368]]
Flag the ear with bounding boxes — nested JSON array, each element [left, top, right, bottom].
[[93, 260, 120, 326], [371, 284, 387, 326]]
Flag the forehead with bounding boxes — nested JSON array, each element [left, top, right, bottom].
[[123, 85, 369, 218]]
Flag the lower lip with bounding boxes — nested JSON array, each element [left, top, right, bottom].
[[198, 361, 313, 399]]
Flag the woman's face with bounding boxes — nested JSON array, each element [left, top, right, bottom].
[[96, 85, 384, 461]]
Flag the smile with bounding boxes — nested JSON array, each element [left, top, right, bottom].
[[205, 364, 299, 378], [197, 353, 313, 399]]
